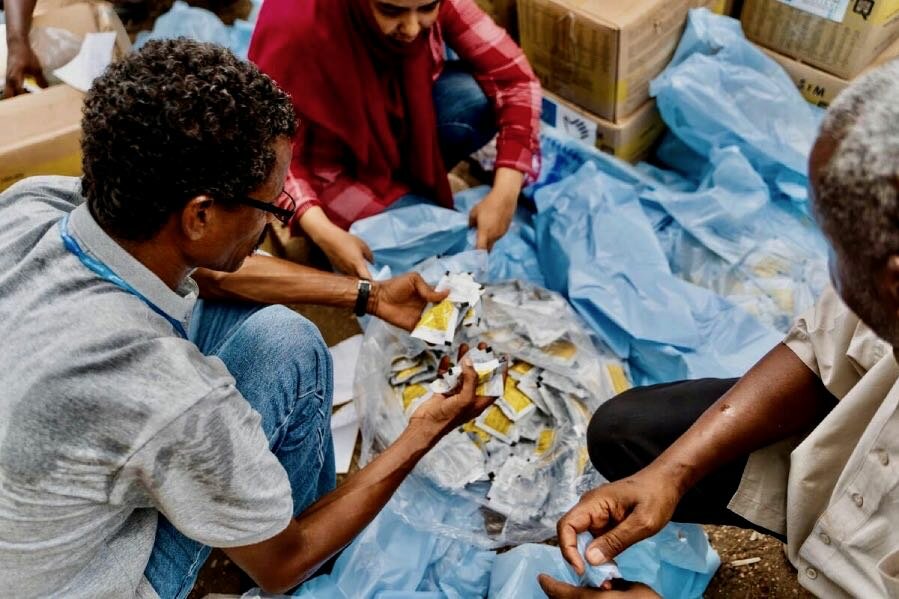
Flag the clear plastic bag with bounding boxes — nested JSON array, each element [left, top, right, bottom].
[[356, 279, 625, 546], [32, 27, 82, 78]]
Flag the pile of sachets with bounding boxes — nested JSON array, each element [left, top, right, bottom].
[[357, 277, 634, 545]]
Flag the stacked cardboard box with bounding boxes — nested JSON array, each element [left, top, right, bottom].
[[742, 0, 899, 79], [761, 36, 899, 107], [541, 91, 665, 163], [0, 2, 131, 191], [519, 0, 732, 161], [743, 0, 899, 108]]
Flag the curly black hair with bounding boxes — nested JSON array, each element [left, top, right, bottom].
[[81, 38, 297, 241]]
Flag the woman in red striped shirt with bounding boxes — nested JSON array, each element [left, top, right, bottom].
[[249, 0, 541, 278]]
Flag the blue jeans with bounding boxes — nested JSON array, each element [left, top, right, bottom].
[[144, 300, 336, 599], [433, 61, 497, 170]]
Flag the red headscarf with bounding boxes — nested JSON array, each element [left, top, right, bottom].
[[249, 0, 453, 208]]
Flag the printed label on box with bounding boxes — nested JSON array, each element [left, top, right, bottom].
[[541, 96, 597, 144], [776, 0, 851, 21]]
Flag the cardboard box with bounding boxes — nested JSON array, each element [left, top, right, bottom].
[[0, 2, 131, 192], [760, 35, 899, 107], [0, 85, 85, 190], [541, 91, 665, 163], [475, 0, 519, 38], [741, 0, 899, 79], [519, 0, 694, 122]]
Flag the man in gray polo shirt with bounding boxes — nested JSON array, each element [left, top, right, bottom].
[[0, 39, 494, 598]]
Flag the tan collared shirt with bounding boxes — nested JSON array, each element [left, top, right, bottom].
[[729, 285, 899, 597]]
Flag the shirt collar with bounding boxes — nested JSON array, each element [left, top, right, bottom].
[[68, 204, 198, 330]]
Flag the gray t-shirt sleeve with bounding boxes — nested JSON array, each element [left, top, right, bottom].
[[110, 387, 294, 548]]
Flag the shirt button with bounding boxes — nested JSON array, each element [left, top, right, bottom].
[[878, 450, 890, 466], [820, 532, 831, 546], [807, 567, 818, 580], [852, 493, 864, 508]]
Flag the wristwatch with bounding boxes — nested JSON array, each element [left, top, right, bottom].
[[354, 279, 371, 317]]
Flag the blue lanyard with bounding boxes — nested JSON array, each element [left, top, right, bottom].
[[58, 214, 189, 339]]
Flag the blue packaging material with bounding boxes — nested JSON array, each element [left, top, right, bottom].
[[351, 187, 544, 286], [292, 506, 439, 598], [650, 8, 823, 205], [488, 525, 718, 599], [349, 203, 470, 274], [291, 480, 496, 599], [133, 0, 261, 58], [134, 2, 232, 50], [642, 146, 770, 264], [488, 541, 618, 599], [414, 251, 488, 286], [535, 161, 782, 383], [616, 523, 721, 599]]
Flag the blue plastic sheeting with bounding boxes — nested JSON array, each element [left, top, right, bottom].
[[534, 160, 783, 383], [351, 187, 545, 286], [650, 8, 823, 205], [641, 146, 770, 264], [615, 523, 722, 599], [290, 481, 717, 599], [133, 0, 260, 58], [350, 203, 470, 275], [489, 534, 619, 599], [291, 480, 496, 599], [489, 524, 719, 599]]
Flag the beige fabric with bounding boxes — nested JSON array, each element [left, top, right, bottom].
[[729, 286, 899, 597], [879, 550, 899, 597]]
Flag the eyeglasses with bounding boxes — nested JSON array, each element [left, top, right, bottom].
[[231, 190, 297, 226]]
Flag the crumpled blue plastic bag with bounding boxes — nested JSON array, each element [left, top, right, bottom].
[[488, 540, 617, 599], [292, 481, 496, 599], [350, 203, 470, 275], [650, 8, 823, 205], [616, 523, 721, 599], [642, 145, 769, 264], [351, 187, 544, 286], [535, 160, 782, 383], [488, 524, 719, 599]]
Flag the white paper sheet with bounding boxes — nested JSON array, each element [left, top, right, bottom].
[[53, 31, 116, 92], [329, 334, 363, 407], [331, 402, 359, 475]]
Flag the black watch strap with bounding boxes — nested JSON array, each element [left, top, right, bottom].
[[354, 279, 371, 317]]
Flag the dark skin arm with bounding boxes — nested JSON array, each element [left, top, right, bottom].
[[557, 343, 834, 575], [3, 0, 46, 98], [193, 254, 447, 331], [224, 352, 497, 593]]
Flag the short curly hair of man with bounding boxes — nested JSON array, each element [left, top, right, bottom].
[[81, 38, 297, 241]]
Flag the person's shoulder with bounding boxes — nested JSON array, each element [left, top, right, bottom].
[[0, 175, 83, 208], [0, 176, 83, 230], [18, 305, 237, 422]]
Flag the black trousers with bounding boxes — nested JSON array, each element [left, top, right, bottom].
[[587, 378, 786, 541]]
